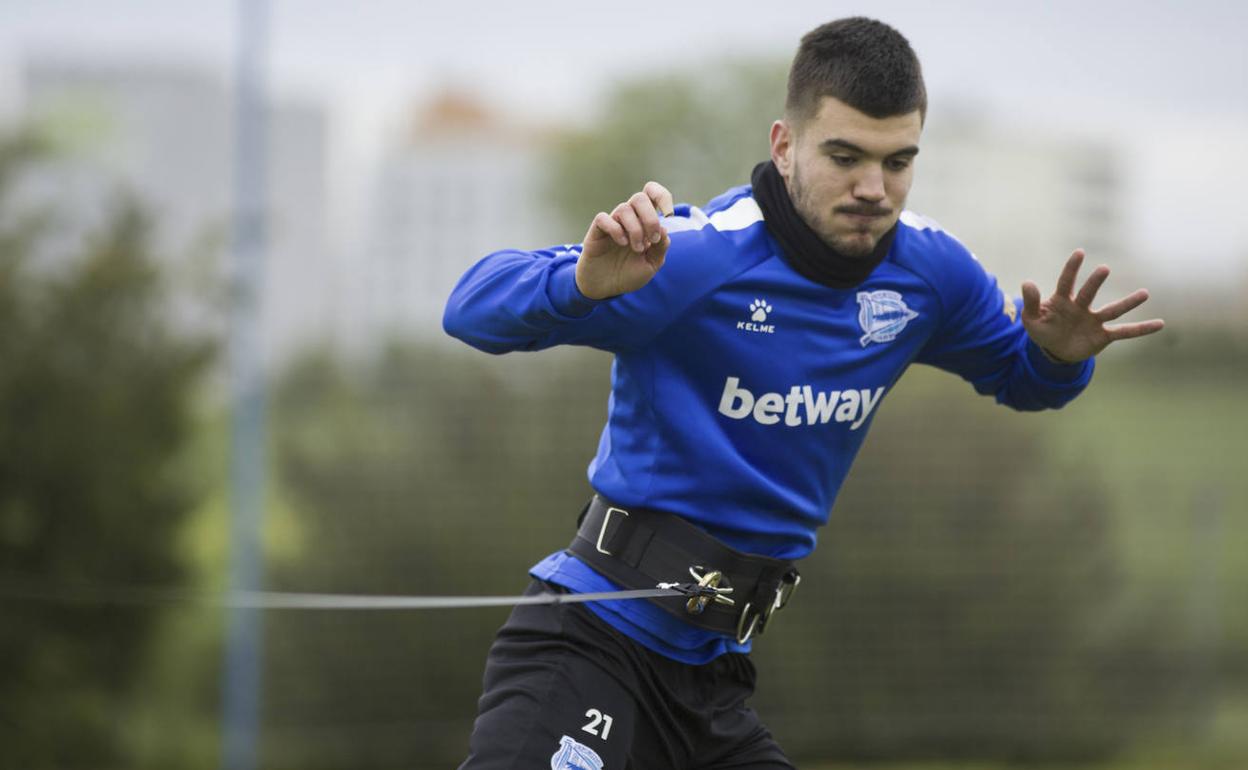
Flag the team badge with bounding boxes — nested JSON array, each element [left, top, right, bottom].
[[857, 290, 919, 347], [550, 735, 604, 770]]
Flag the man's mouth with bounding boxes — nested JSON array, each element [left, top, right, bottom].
[[836, 207, 891, 222], [837, 209, 890, 228]]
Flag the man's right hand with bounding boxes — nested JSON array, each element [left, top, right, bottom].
[[576, 181, 675, 301]]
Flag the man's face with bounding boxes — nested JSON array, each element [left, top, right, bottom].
[[770, 97, 923, 257]]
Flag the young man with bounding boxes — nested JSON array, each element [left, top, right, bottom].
[[443, 17, 1163, 770]]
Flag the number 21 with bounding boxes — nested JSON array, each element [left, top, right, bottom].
[[581, 708, 614, 740]]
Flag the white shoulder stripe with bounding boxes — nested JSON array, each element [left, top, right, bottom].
[[661, 206, 711, 234], [899, 210, 944, 232], [662, 197, 764, 236], [708, 197, 764, 232]]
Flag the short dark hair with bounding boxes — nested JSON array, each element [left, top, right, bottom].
[[786, 17, 927, 125]]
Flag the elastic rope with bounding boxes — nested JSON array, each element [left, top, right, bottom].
[[0, 582, 712, 611]]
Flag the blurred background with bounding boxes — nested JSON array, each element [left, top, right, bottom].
[[1, 1, 1245, 769]]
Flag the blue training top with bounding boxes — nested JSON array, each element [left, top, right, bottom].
[[442, 184, 1093, 664]]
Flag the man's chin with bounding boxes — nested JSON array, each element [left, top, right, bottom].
[[826, 232, 879, 259]]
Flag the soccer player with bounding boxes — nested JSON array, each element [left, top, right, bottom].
[[443, 17, 1163, 769]]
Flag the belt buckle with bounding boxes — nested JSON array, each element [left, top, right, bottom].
[[595, 506, 629, 556]]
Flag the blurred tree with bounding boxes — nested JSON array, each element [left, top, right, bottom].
[[547, 58, 787, 229], [263, 342, 611, 768], [0, 131, 215, 766]]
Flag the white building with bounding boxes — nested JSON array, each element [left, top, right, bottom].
[[343, 92, 561, 352], [907, 109, 1123, 297], [20, 58, 331, 365]]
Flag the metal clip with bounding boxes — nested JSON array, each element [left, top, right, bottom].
[[755, 570, 801, 637], [685, 566, 735, 614], [772, 572, 800, 612], [736, 602, 759, 643]]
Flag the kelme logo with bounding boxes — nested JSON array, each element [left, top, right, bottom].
[[737, 298, 775, 334]]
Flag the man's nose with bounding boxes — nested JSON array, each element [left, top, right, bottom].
[[852, 165, 886, 201]]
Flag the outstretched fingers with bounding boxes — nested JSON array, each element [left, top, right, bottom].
[[1095, 288, 1150, 322], [1054, 249, 1085, 298], [1099, 285, 1165, 341], [1105, 318, 1166, 341], [1021, 280, 1042, 319], [1075, 264, 1110, 307]]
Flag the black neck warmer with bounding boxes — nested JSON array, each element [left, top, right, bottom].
[[751, 160, 896, 289]]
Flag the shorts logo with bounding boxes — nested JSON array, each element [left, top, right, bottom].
[[737, 298, 775, 334], [551, 735, 604, 770], [857, 290, 918, 347]]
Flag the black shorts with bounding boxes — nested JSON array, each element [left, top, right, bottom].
[[460, 581, 794, 769]]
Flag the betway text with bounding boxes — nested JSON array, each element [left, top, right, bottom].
[[717, 376, 884, 430]]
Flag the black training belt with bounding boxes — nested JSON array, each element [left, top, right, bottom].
[[567, 496, 801, 643]]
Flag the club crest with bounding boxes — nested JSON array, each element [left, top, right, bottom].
[[1000, 287, 1018, 323], [857, 290, 919, 347], [550, 735, 604, 770]]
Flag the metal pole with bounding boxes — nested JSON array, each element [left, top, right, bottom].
[[222, 1, 269, 769]]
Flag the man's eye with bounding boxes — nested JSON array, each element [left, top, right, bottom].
[[886, 158, 912, 171], [831, 155, 857, 167]]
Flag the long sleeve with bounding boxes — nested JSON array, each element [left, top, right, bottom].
[[441, 244, 604, 354], [913, 233, 1093, 411], [443, 204, 769, 355]]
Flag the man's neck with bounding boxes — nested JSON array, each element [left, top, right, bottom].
[[751, 161, 895, 289]]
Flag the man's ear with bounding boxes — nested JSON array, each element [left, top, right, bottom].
[[769, 120, 794, 177]]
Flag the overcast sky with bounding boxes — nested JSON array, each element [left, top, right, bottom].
[[2, 0, 1246, 285]]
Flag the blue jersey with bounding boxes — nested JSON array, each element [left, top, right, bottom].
[[443, 184, 1093, 663]]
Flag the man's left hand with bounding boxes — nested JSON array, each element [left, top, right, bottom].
[[1020, 249, 1165, 364]]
